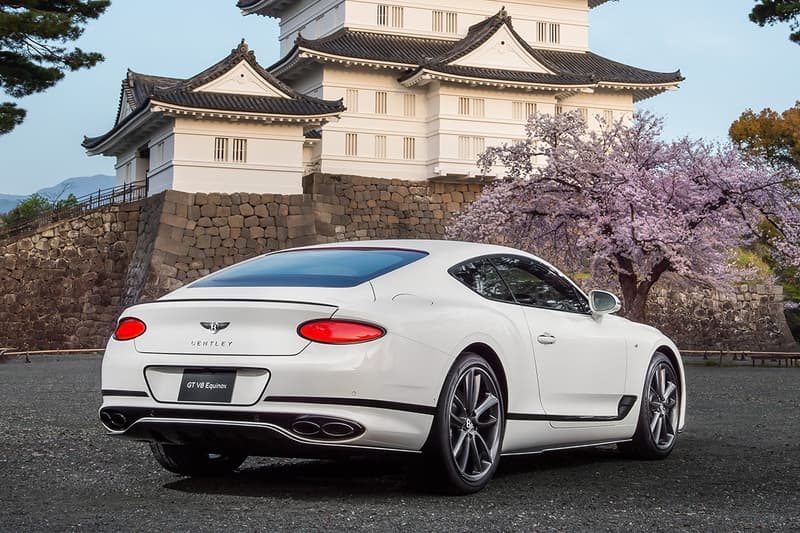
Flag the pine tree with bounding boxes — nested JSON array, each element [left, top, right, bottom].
[[750, 0, 800, 45], [0, 0, 110, 134]]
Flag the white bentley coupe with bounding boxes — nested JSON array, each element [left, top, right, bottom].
[[100, 240, 685, 494]]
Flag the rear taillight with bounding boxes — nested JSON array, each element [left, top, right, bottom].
[[298, 320, 385, 344], [114, 317, 147, 341]]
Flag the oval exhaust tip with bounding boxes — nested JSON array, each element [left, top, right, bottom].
[[291, 420, 321, 436], [321, 421, 355, 438], [109, 412, 127, 429]]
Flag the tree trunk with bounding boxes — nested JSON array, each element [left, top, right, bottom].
[[616, 259, 670, 323], [618, 273, 649, 323]]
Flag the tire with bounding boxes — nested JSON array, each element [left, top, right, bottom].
[[149, 443, 247, 476], [619, 351, 680, 459], [416, 352, 505, 494]]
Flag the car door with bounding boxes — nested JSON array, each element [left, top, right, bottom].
[[490, 255, 628, 419]]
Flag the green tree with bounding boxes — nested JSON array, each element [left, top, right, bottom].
[[0, 0, 110, 135], [0, 193, 52, 226], [729, 101, 800, 169], [730, 100, 800, 341], [750, 0, 800, 44]]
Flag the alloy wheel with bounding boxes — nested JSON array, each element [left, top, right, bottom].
[[448, 366, 502, 481], [647, 361, 679, 450]]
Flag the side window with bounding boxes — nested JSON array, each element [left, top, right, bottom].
[[449, 259, 514, 303], [490, 256, 589, 314]]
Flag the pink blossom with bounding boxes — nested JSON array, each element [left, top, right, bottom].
[[449, 111, 800, 321]]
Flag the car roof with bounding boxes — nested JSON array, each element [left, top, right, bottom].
[[283, 239, 560, 273]]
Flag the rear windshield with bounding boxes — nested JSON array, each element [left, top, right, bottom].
[[191, 248, 428, 288]]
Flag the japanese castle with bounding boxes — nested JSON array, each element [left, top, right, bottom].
[[84, 0, 682, 194]]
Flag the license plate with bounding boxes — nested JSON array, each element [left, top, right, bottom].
[[177, 369, 236, 403]]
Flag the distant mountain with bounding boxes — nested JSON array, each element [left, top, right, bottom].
[[0, 174, 115, 214], [0, 193, 25, 215]]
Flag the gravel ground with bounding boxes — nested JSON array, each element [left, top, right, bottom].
[[0, 355, 798, 532]]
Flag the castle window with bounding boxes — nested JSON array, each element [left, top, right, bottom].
[[433, 11, 457, 33], [346, 89, 359, 112], [345, 133, 358, 156], [375, 135, 387, 158], [579, 107, 588, 122], [377, 5, 388, 26], [446, 12, 458, 33], [537, 22, 547, 43], [124, 161, 133, 181], [512, 101, 524, 121], [603, 109, 614, 123], [459, 97, 469, 116], [214, 137, 229, 162], [403, 137, 416, 160], [232, 138, 247, 163], [432, 10, 442, 32], [513, 101, 537, 121], [458, 136, 485, 160], [549, 23, 560, 44], [537, 22, 560, 44], [154, 140, 165, 164], [474, 98, 485, 117], [459, 97, 484, 117], [375, 91, 388, 114], [555, 104, 564, 115], [214, 137, 247, 163], [391, 6, 404, 28], [403, 94, 416, 117]]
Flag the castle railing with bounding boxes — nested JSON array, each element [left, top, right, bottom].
[[0, 180, 147, 241]]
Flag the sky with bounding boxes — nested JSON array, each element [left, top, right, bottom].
[[0, 0, 797, 195]]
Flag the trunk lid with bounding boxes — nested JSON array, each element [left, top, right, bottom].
[[130, 299, 337, 356]]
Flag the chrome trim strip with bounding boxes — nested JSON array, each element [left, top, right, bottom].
[[116, 417, 421, 453], [501, 439, 631, 457]]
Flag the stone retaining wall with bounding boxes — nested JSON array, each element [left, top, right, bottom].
[[0, 173, 796, 352], [0, 203, 141, 350], [647, 284, 796, 352]]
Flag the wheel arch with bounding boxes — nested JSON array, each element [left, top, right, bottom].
[[462, 342, 509, 413]]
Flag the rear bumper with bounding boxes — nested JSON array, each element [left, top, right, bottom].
[[99, 396, 435, 453], [100, 406, 425, 458]]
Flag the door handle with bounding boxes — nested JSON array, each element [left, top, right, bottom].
[[537, 333, 556, 345]]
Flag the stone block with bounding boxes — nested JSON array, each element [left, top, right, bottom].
[[229, 215, 244, 228], [200, 204, 216, 217], [165, 190, 195, 206], [160, 212, 188, 229], [254, 204, 268, 218], [154, 235, 190, 257]]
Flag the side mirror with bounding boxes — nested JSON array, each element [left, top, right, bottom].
[[589, 290, 621, 315]]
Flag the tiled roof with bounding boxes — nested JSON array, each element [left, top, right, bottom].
[[282, 11, 681, 87], [84, 41, 344, 150], [292, 31, 454, 66], [152, 90, 342, 115]]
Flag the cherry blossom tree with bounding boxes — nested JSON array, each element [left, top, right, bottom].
[[448, 111, 800, 322]]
